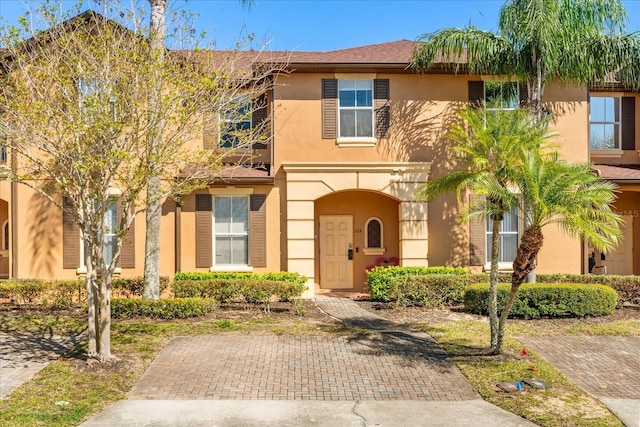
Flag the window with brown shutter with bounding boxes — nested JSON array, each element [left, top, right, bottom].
[[250, 194, 267, 267], [322, 79, 338, 138], [195, 194, 212, 268], [252, 94, 268, 150], [622, 96, 636, 151], [119, 206, 135, 269], [468, 81, 484, 108], [374, 79, 390, 138], [62, 197, 80, 269]]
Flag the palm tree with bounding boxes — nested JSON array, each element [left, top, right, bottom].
[[419, 107, 551, 351], [493, 151, 622, 352], [411, 0, 640, 119]]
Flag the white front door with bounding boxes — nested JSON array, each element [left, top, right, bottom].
[[319, 215, 353, 289], [605, 215, 633, 275]]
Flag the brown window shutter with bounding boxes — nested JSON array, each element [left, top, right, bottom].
[[119, 205, 135, 269], [622, 97, 636, 150], [468, 81, 484, 108], [322, 79, 338, 139], [62, 197, 80, 269], [195, 194, 212, 268], [252, 93, 268, 149], [468, 195, 486, 266], [374, 79, 390, 139], [250, 194, 267, 268]]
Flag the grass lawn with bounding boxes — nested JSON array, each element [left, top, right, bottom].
[[1, 302, 638, 427]]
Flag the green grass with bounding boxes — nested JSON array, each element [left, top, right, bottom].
[[415, 320, 623, 427]]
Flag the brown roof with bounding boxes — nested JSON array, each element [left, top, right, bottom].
[[593, 164, 640, 181], [286, 40, 418, 65]]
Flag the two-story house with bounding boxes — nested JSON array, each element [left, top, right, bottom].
[[2, 22, 638, 295]]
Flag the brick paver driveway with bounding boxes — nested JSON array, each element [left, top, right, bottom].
[[519, 336, 640, 399], [129, 297, 478, 401]]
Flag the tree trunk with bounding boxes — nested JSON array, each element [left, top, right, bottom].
[[143, 0, 167, 300], [85, 241, 97, 357], [488, 217, 501, 352], [494, 226, 544, 353], [98, 270, 112, 361]]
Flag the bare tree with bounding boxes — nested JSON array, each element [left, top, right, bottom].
[[0, 1, 284, 360]]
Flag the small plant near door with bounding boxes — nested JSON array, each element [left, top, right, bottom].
[[365, 256, 399, 271]]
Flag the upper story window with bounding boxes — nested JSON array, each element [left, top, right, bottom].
[[78, 77, 115, 119], [220, 95, 252, 149], [486, 206, 519, 264], [338, 80, 374, 138], [590, 96, 620, 150], [485, 81, 519, 111]]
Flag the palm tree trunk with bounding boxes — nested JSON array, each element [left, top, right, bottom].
[[494, 226, 544, 353], [143, 0, 167, 300], [488, 217, 501, 352]]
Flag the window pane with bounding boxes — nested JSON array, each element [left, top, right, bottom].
[[339, 90, 356, 107], [503, 82, 519, 109], [215, 236, 231, 264], [231, 236, 248, 264], [340, 110, 356, 137], [103, 201, 117, 266], [356, 89, 372, 107], [591, 97, 605, 121], [367, 220, 381, 248], [501, 234, 518, 262], [215, 197, 232, 233], [231, 197, 248, 234], [604, 97, 616, 122], [356, 110, 373, 137], [590, 124, 605, 149]]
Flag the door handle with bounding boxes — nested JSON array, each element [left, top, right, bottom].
[[348, 249, 353, 260]]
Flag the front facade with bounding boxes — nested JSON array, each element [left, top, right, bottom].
[[3, 38, 640, 295]]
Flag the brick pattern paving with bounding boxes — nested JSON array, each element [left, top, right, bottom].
[[519, 336, 640, 399], [128, 296, 478, 401], [0, 333, 79, 399]]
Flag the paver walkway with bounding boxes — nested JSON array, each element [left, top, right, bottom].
[[0, 333, 80, 399], [128, 296, 478, 401], [519, 336, 640, 399]]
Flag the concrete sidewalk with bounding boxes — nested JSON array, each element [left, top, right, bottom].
[[80, 400, 537, 426]]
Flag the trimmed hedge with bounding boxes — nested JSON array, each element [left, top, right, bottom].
[[389, 274, 471, 307], [470, 273, 640, 308], [367, 266, 468, 301], [111, 298, 216, 319], [172, 278, 306, 312], [174, 271, 307, 285], [464, 283, 617, 318], [111, 276, 170, 298]]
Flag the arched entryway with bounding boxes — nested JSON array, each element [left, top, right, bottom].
[[316, 191, 399, 291], [282, 162, 431, 297]]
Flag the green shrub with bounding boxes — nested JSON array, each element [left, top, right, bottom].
[[46, 280, 84, 309], [464, 283, 617, 318], [0, 279, 47, 303], [111, 276, 170, 298], [174, 271, 307, 285], [367, 266, 468, 301], [111, 298, 216, 319], [389, 274, 471, 307], [173, 277, 306, 312]]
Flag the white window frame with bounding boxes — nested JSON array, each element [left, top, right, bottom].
[[337, 79, 376, 145], [484, 206, 520, 271], [212, 194, 250, 270], [364, 217, 385, 255], [219, 95, 252, 149], [590, 95, 623, 155]]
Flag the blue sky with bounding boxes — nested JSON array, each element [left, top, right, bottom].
[[2, 0, 640, 51]]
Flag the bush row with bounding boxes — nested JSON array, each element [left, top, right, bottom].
[[367, 266, 468, 301], [172, 279, 306, 313], [111, 298, 216, 319], [389, 274, 470, 307], [0, 277, 171, 308], [463, 283, 617, 318], [174, 271, 307, 285]]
